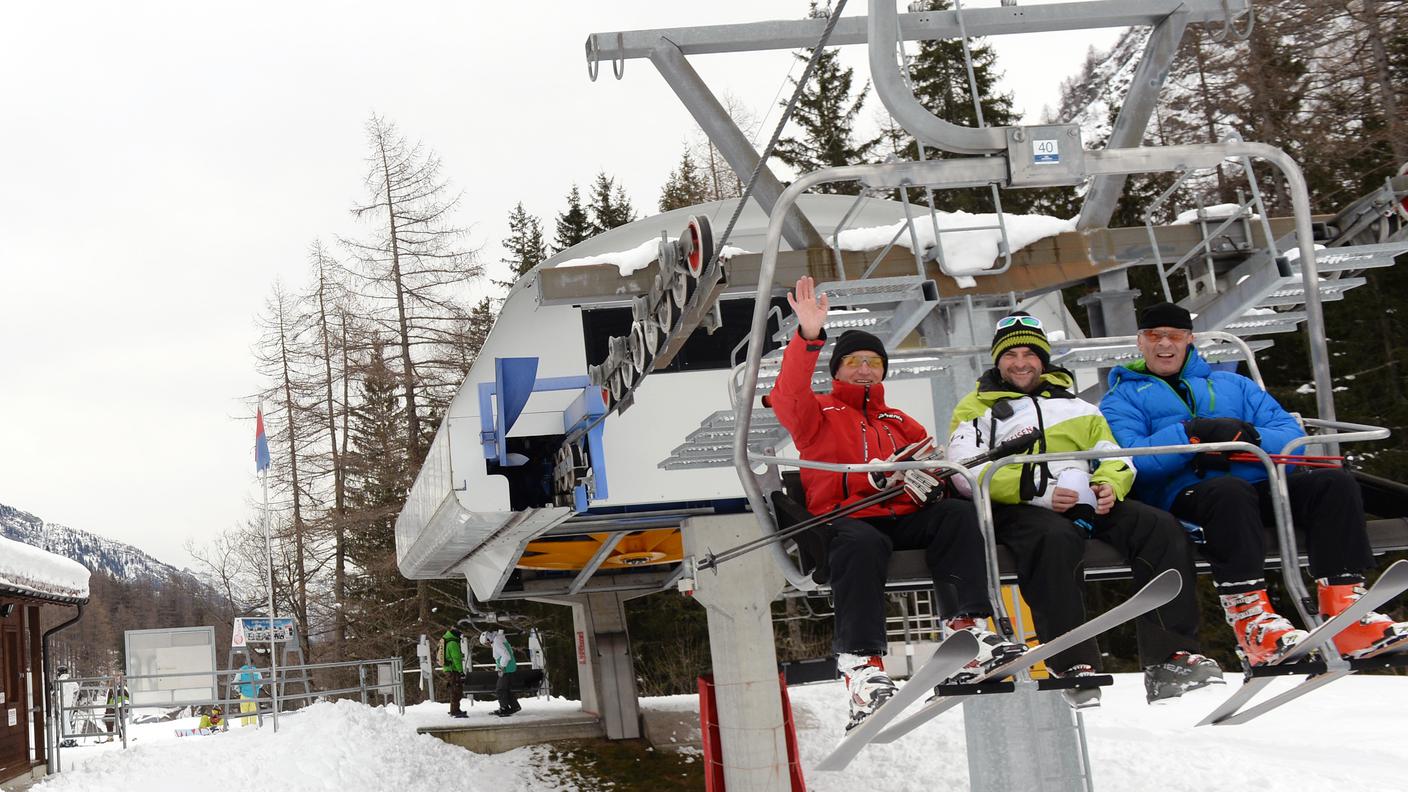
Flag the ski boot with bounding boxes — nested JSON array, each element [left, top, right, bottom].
[[1143, 651, 1225, 703], [1219, 587, 1308, 666], [1318, 576, 1408, 658], [839, 653, 896, 733], [1053, 663, 1102, 709], [939, 616, 1026, 685]]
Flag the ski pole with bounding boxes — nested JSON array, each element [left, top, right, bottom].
[[695, 427, 1043, 572], [1224, 452, 1343, 467], [695, 483, 906, 572]]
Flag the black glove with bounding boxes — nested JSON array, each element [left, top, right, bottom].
[[1184, 417, 1260, 446], [1192, 451, 1232, 476], [1065, 503, 1097, 537]]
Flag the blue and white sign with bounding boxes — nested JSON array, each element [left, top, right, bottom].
[[1032, 138, 1061, 164], [232, 617, 297, 647]]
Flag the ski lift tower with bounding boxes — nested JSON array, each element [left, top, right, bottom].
[[580, 1, 1407, 790]]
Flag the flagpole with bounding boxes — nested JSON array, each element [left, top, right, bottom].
[[258, 406, 279, 733]]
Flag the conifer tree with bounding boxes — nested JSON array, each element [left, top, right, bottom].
[[343, 114, 479, 639], [341, 337, 419, 658], [894, 0, 1051, 213], [443, 297, 497, 376], [586, 171, 636, 234], [253, 281, 318, 662], [659, 150, 712, 211], [553, 185, 592, 253], [343, 114, 479, 465], [906, 0, 1016, 133], [774, 2, 877, 194], [497, 203, 547, 289]]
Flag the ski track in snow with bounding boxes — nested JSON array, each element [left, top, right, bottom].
[[40, 675, 1408, 791]]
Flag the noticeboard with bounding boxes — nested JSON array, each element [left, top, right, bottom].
[[123, 626, 218, 707]]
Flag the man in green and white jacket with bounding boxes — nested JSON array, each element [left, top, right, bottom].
[[946, 312, 1220, 705]]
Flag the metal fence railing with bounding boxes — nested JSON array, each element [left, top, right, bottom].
[[48, 657, 404, 772]]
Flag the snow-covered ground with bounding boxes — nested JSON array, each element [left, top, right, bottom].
[[40, 673, 1408, 791]]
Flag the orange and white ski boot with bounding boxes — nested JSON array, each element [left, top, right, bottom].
[[1318, 576, 1408, 658], [1219, 588, 1308, 666]]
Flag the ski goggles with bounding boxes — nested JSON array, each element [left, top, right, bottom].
[[838, 354, 885, 369], [995, 315, 1043, 331], [1139, 328, 1192, 343]]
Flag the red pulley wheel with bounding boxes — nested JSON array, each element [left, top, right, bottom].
[[685, 215, 713, 279]]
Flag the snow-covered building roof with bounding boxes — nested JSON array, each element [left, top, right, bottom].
[[0, 534, 90, 603], [543, 194, 1075, 287]]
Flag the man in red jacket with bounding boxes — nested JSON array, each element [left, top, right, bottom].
[[770, 276, 1023, 732]]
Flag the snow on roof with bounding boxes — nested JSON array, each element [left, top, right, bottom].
[[1172, 203, 1258, 225], [554, 210, 1075, 289], [555, 236, 750, 277], [0, 534, 90, 601], [836, 211, 1076, 288]]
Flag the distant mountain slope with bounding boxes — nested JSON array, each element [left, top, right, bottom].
[[0, 501, 181, 582]]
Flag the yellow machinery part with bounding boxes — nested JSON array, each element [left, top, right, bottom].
[[517, 528, 683, 571]]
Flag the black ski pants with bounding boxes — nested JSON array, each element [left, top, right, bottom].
[[829, 498, 991, 656], [495, 672, 519, 713], [1169, 468, 1374, 585], [993, 499, 1201, 673]]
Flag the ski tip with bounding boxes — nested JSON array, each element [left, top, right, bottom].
[[941, 628, 979, 656], [1148, 568, 1183, 601]]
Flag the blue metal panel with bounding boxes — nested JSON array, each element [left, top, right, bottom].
[[495, 358, 541, 458]]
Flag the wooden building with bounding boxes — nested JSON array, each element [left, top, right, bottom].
[[0, 536, 89, 789]]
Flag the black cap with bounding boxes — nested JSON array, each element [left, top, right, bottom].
[[1138, 302, 1193, 331], [828, 330, 888, 379]]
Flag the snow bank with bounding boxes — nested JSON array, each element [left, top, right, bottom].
[[40, 673, 1408, 791], [555, 237, 750, 277], [0, 534, 89, 600], [787, 673, 1408, 792], [38, 699, 575, 792], [835, 212, 1075, 288]]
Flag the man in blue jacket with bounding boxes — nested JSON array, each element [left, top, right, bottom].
[[1101, 302, 1407, 665]]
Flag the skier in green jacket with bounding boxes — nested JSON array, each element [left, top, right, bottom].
[[440, 627, 467, 718], [946, 312, 1220, 705]]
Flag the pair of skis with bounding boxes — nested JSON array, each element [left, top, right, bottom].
[[1197, 558, 1408, 727], [816, 568, 1183, 772]]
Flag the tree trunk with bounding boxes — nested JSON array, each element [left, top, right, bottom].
[[1358, 0, 1408, 163], [315, 258, 348, 661], [275, 300, 313, 664], [375, 135, 423, 463], [1191, 32, 1231, 200]]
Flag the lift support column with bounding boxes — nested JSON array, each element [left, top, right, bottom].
[[530, 590, 643, 739], [683, 513, 791, 792]]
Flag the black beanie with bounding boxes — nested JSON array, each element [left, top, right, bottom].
[[829, 330, 888, 379], [990, 312, 1051, 367], [1138, 302, 1193, 330]]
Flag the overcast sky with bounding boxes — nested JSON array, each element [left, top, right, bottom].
[[0, 1, 1119, 568]]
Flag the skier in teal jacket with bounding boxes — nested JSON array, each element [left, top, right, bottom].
[[481, 630, 520, 717]]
